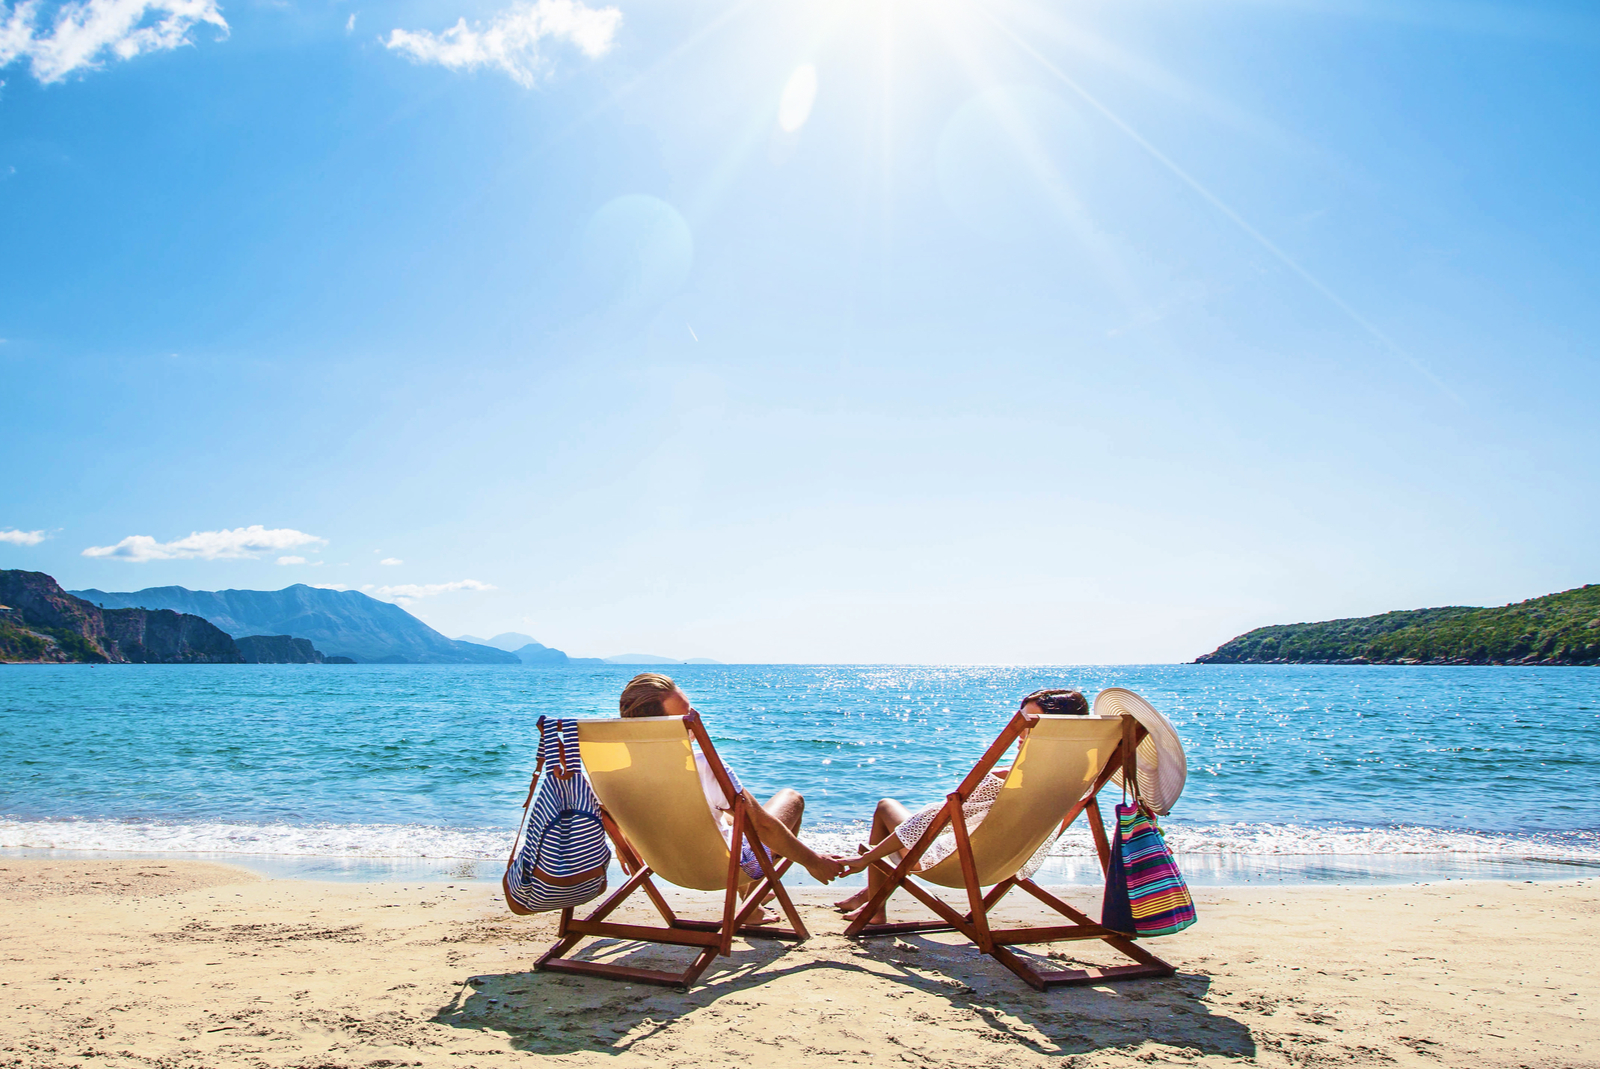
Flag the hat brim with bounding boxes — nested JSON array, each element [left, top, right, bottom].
[[1092, 687, 1187, 815]]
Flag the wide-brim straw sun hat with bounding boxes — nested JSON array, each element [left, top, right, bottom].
[[1091, 687, 1187, 815]]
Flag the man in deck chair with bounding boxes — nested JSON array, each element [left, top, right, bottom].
[[830, 688, 1176, 990], [617, 673, 847, 896], [535, 675, 846, 989]]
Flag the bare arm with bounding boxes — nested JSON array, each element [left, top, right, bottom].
[[846, 830, 906, 871]]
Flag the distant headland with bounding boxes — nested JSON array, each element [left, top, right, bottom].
[[1, 570, 718, 666], [1196, 584, 1600, 666]]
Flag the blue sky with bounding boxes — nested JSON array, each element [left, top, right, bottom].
[[2, 0, 1596, 663]]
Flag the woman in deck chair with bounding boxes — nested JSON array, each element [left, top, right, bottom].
[[833, 688, 1088, 924], [619, 674, 847, 894]]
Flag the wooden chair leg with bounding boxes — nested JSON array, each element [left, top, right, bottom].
[[546, 787, 811, 991], [640, 874, 678, 926], [1011, 878, 1176, 979], [857, 872, 1177, 990], [719, 807, 746, 956], [1085, 797, 1112, 876], [536, 866, 655, 969], [989, 943, 1049, 991], [746, 829, 809, 940], [948, 795, 992, 953], [842, 801, 949, 938]]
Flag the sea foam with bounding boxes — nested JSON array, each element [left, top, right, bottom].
[[3, 815, 1594, 866]]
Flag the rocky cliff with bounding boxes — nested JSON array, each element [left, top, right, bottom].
[[0, 570, 243, 664], [235, 635, 325, 664]]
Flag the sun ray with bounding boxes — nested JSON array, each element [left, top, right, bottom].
[[683, 6, 854, 228], [976, 0, 1461, 402], [925, 1, 1149, 317]]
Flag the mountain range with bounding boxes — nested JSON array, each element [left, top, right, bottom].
[[73, 584, 516, 664], [1196, 584, 1600, 666]]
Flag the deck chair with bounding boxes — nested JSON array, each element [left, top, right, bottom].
[[534, 711, 808, 990], [842, 710, 1177, 990]]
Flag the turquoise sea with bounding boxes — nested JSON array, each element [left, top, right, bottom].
[[2, 663, 1596, 885]]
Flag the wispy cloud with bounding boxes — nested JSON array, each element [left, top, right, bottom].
[[368, 579, 494, 603], [83, 525, 325, 562], [384, 0, 620, 88], [277, 555, 307, 565], [0, 0, 228, 85], [344, 11, 354, 33], [313, 583, 350, 591], [379, 557, 403, 566], [0, 528, 47, 545]]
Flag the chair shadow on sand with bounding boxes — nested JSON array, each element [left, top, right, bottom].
[[431, 930, 1256, 1061]]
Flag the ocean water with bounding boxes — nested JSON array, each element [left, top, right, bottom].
[[2, 663, 1597, 884]]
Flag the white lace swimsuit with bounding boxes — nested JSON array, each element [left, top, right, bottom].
[[890, 773, 1057, 880]]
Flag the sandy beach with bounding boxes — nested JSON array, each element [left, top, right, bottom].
[[0, 860, 1594, 1068]]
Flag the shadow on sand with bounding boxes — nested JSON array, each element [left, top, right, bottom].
[[432, 931, 1256, 1061]]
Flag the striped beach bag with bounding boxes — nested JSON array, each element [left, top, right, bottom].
[[502, 717, 611, 915], [1101, 802, 1196, 937]]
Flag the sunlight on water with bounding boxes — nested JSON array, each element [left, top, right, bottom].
[[2, 663, 1596, 881]]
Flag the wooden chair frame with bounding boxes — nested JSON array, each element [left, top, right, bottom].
[[535, 711, 809, 991], [842, 711, 1176, 991]]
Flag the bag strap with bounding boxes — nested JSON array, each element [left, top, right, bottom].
[[506, 719, 548, 873], [1120, 714, 1139, 807], [550, 719, 577, 780], [532, 716, 580, 781]]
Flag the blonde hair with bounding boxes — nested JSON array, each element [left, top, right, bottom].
[[619, 673, 678, 718]]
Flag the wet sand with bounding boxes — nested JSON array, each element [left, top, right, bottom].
[[0, 859, 1594, 1068]]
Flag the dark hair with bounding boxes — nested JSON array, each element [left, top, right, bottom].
[[1020, 688, 1089, 716], [619, 673, 678, 718]]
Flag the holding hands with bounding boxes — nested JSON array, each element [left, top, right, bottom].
[[802, 852, 873, 884], [830, 853, 872, 877], [803, 855, 849, 883]]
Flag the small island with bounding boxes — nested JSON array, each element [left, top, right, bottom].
[[1196, 584, 1600, 666]]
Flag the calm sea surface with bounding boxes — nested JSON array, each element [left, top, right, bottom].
[[2, 663, 1596, 883]]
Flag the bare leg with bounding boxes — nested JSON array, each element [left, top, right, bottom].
[[835, 798, 912, 923], [763, 788, 804, 833]]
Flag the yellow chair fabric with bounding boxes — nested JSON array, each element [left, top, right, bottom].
[[916, 715, 1124, 888], [576, 716, 734, 892]]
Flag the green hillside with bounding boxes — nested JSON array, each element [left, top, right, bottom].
[[1196, 585, 1600, 666]]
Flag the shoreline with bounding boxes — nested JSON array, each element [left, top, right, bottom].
[[2, 844, 1593, 887], [0, 858, 1593, 1067]]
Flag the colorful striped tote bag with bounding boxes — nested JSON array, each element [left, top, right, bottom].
[[1102, 802, 1196, 937]]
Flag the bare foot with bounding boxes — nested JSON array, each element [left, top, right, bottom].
[[842, 902, 887, 926], [744, 905, 779, 925], [833, 888, 869, 913]]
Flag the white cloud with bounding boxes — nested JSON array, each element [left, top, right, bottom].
[[379, 557, 403, 566], [0, 528, 47, 545], [83, 525, 325, 562], [313, 583, 349, 591], [344, 11, 355, 33], [384, 0, 619, 88], [0, 0, 228, 85], [277, 555, 307, 565], [371, 579, 494, 603]]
